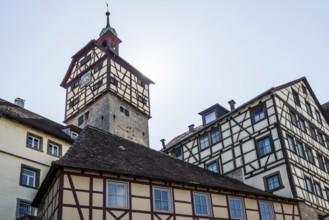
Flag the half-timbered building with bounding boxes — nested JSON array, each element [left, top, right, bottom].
[[60, 10, 154, 147], [32, 126, 300, 220], [0, 98, 75, 219], [162, 77, 329, 219]]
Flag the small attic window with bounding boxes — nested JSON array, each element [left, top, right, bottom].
[[102, 41, 107, 47], [205, 111, 216, 124], [80, 54, 91, 66]]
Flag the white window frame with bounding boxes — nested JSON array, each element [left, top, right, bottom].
[[107, 181, 129, 209], [47, 142, 60, 157], [16, 199, 36, 218], [153, 187, 173, 213], [207, 161, 219, 173], [259, 201, 275, 220], [21, 167, 37, 188], [27, 134, 41, 150], [228, 197, 245, 219], [193, 192, 211, 216], [200, 136, 210, 150]]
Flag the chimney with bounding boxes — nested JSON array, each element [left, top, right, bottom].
[[188, 124, 195, 132], [160, 139, 166, 149], [228, 99, 236, 111], [14, 97, 25, 108]]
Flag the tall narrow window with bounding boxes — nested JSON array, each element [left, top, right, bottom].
[[292, 89, 300, 106], [318, 131, 325, 146], [287, 135, 296, 152], [315, 110, 322, 124], [211, 130, 221, 144], [310, 127, 317, 141], [252, 104, 266, 123], [107, 181, 128, 209], [305, 146, 315, 164], [325, 159, 329, 174], [299, 118, 307, 133], [153, 187, 172, 212], [229, 197, 245, 219], [314, 182, 322, 197], [318, 154, 326, 171], [296, 141, 305, 159], [305, 177, 314, 193], [259, 202, 274, 220], [257, 137, 272, 157], [200, 136, 210, 149], [193, 193, 211, 216], [290, 111, 298, 127], [78, 115, 84, 126], [306, 101, 313, 117]]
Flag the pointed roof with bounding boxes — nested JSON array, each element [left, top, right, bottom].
[[33, 126, 293, 206], [99, 9, 118, 37]]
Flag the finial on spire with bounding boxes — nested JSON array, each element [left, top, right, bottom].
[[105, 2, 110, 27]]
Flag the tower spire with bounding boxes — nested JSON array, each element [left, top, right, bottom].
[[99, 3, 118, 37]]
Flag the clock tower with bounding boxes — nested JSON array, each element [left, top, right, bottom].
[[60, 10, 154, 147]]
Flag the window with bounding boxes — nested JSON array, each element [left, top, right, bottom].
[[110, 77, 118, 86], [306, 101, 313, 117], [78, 115, 84, 126], [93, 80, 103, 91], [207, 161, 219, 173], [315, 110, 322, 124], [153, 187, 172, 212], [193, 193, 211, 216], [325, 188, 329, 200], [137, 79, 145, 87], [252, 104, 266, 123], [326, 137, 329, 149], [305, 146, 315, 164], [302, 85, 307, 94], [318, 154, 326, 171], [264, 173, 282, 191], [69, 97, 79, 109], [173, 147, 183, 160], [70, 81, 79, 91], [120, 106, 129, 117], [47, 141, 61, 157], [314, 181, 322, 197], [310, 127, 317, 141], [299, 118, 307, 133], [80, 54, 91, 66], [17, 200, 35, 218], [287, 135, 296, 152], [71, 132, 78, 140], [318, 131, 325, 145], [205, 111, 216, 124], [290, 111, 298, 127], [26, 133, 42, 151], [20, 165, 39, 188], [257, 137, 272, 157], [296, 141, 305, 159], [138, 95, 148, 105], [94, 61, 103, 72], [305, 177, 314, 193], [107, 181, 128, 209], [259, 202, 274, 220], [325, 159, 329, 174], [200, 136, 210, 149], [229, 197, 245, 219], [211, 130, 221, 144], [292, 89, 300, 106]]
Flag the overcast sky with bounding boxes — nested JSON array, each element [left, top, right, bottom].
[[1, 1, 328, 150]]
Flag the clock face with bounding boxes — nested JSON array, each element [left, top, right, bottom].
[[80, 72, 91, 87]]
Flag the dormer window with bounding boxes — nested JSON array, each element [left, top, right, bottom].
[[205, 111, 216, 124]]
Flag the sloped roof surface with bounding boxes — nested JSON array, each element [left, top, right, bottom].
[[54, 126, 280, 197], [0, 98, 72, 142]]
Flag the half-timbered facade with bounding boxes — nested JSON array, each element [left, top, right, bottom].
[[60, 11, 154, 147], [0, 98, 75, 219], [162, 77, 329, 219], [33, 126, 300, 220]]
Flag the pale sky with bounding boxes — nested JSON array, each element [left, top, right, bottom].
[[1, 1, 328, 150]]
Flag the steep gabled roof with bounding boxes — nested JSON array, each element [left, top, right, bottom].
[[60, 40, 154, 88], [164, 77, 328, 150], [0, 98, 73, 143], [33, 126, 294, 206]]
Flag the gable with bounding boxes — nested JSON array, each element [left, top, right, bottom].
[[60, 41, 107, 88]]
